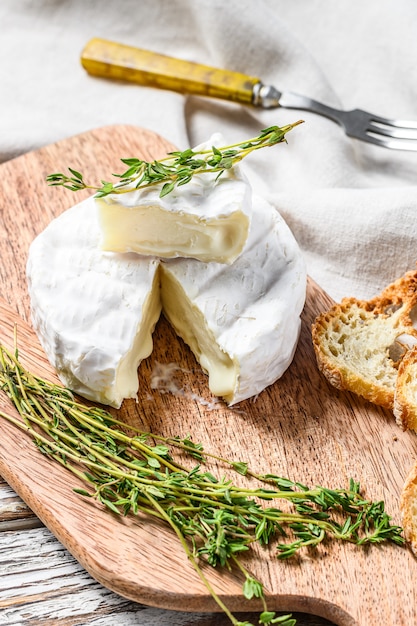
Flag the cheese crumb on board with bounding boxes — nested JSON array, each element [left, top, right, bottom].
[[150, 361, 222, 410]]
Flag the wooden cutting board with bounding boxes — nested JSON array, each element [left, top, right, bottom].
[[1, 125, 417, 625]]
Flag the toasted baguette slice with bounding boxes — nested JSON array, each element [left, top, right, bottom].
[[394, 346, 417, 430], [312, 270, 417, 413], [400, 461, 417, 555]]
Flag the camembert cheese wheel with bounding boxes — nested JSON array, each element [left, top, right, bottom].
[[27, 195, 306, 408]]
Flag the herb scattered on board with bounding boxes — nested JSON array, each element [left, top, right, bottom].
[[0, 341, 405, 626], [46, 122, 303, 199]]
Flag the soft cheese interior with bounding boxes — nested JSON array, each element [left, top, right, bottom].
[[96, 136, 251, 265], [27, 192, 306, 408], [160, 267, 237, 398], [97, 169, 251, 265]]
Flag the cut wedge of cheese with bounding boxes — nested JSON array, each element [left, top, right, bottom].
[[27, 194, 306, 408], [96, 135, 251, 264]]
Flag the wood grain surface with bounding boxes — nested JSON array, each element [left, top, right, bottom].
[[0, 482, 333, 626], [0, 491, 333, 626], [0, 125, 416, 626]]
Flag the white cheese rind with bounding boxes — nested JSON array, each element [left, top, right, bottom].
[[96, 135, 252, 264], [27, 193, 306, 408], [26, 197, 161, 408], [161, 195, 307, 404]]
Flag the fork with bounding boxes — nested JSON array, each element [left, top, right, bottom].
[[81, 38, 417, 152], [256, 86, 417, 151]]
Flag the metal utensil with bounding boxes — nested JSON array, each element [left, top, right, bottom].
[[81, 38, 417, 151]]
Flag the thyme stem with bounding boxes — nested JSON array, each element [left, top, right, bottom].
[[46, 122, 303, 199], [0, 341, 404, 626]]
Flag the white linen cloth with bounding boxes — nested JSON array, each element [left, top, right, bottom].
[[1, 3, 417, 625], [1, 0, 416, 300]]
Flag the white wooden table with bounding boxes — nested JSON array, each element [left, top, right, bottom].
[[0, 476, 334, 625]]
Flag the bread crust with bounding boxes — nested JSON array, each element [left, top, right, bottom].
[[313, 269, 417, 557], [400, 460, 417, 556], [312, 270, 417, 417], [394, 346, 417, 430]]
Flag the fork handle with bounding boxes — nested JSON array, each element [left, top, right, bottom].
[[81, 38, 261, 106]]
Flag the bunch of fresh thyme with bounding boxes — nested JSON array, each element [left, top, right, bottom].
[[0, 342, 404, 626], [46, 122, 303, 199]]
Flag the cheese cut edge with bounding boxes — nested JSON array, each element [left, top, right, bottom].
[[98, 200, 250, 264], [160, 265, 238, 397]]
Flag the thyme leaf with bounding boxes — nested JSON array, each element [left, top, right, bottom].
[[0, 341, 405, 626], [46, 122, 303, 199]]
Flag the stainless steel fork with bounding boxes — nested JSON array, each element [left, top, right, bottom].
[[255, 86, 417, 151], [81, 38, 417, 152]]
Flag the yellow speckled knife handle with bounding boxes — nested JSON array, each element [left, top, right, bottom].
[[81, 38, 260, 105]]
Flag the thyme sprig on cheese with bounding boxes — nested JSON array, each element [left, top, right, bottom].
[[46, 122, 303, 199], [0, 341, 404, 626]]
